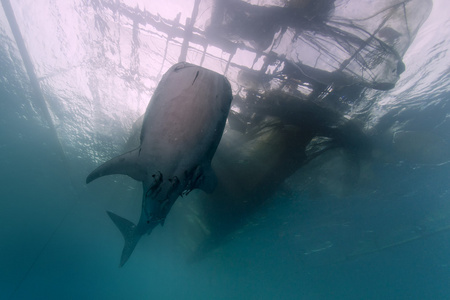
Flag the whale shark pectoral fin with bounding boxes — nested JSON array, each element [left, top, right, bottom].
[[86, 148, 145, 184], [197, 164, 217, 194], [106, 211, 141, 267]]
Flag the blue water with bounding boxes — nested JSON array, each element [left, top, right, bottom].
[[1, 0, 450, 299], [1, 116, 449, 299]]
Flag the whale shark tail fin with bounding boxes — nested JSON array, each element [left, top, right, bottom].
[[107, 211, 142, 267], [86, 148, 146, 184]]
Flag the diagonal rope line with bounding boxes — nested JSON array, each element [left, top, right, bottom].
[[1, 1, 81, 298]]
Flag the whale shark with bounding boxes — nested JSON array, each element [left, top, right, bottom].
[[86, 62, 232, 266]]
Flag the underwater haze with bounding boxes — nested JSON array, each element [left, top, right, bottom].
[[1, 0, 450, 299]]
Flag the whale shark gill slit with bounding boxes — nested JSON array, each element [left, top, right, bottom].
[[192, 70, 199, 85]]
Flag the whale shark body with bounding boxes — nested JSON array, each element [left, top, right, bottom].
[[86, 62, 232, 266]]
